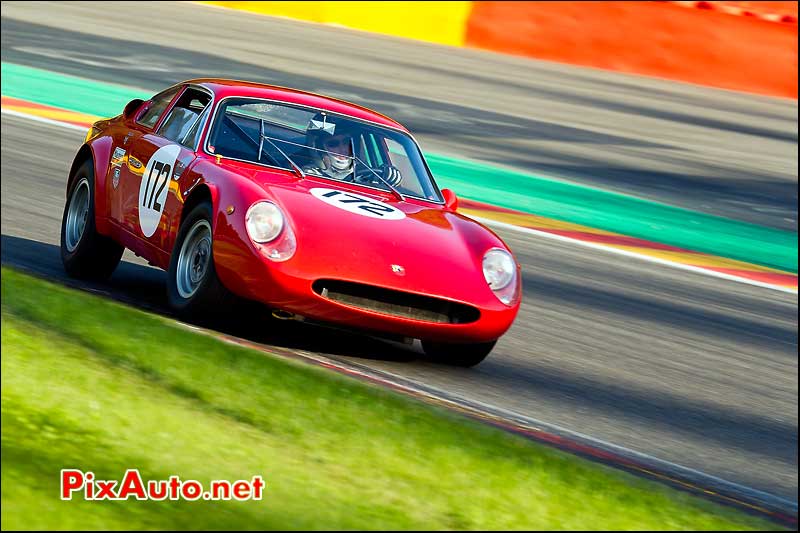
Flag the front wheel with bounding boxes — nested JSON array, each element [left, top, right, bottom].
[[167, 202, 235, 318], [421, 340, 497, 367], [60, 160, 124, 280]]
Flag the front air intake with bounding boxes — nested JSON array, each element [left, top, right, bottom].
[[312, 280, 480, 324]]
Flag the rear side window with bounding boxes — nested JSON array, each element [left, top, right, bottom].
[[158, 87, 213, 148], [137, 86, 181, 129]]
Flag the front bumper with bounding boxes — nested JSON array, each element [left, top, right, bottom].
[[213, 241, 519, 344]]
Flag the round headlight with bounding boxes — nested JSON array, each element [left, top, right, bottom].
[[245, 201, 284, 243], [483, 248, 516, 290]]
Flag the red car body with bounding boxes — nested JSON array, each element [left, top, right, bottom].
[[68, 79, 521, 348]]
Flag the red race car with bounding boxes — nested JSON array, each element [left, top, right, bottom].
[[60, 79, 521, 366]]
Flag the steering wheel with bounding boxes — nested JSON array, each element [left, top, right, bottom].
[[353, 165, 380, 184], [355, 164, 402, 187]]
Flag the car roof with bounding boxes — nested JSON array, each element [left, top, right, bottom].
[[183, 78, 407, 131]]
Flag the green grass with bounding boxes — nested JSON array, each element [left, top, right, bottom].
[[0, 267, 782, 530]]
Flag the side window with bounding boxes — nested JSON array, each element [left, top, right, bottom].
[[181, 105, 211, 150], [137, 87, 181, 129], [383, 137, 420, 195], [384, 138, 408, 165], [158, 88, 213, 148]]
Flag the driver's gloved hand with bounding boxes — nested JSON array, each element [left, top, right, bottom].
[[381, 164, 402, 186], [355, 164, 402, 186]]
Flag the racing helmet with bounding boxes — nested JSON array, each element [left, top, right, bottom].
[[306, 113, 355, 172]]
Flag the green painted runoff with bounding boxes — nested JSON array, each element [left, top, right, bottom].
[[2, 62, 795, 272]]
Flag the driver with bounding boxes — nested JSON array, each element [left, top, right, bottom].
[[304, 127, 356, 181], [303, 115, 402, 187]]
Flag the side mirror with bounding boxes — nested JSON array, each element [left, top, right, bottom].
[[442, 188, 458, 212], [123, 98, 145, 120]]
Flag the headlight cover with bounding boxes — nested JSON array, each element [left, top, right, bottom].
[[245, 201, 296, 262], [482, 248, 519, 305], [245, 201, 284, 243]]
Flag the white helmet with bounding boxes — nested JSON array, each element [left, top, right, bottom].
[[307, 114, 354, 172]]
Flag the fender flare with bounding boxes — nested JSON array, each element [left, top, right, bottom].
[[67, 137, 114, 236]]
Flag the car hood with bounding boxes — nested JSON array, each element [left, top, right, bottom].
[[261, 178, 507, 303]]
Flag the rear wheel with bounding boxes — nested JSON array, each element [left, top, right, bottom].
[[167, 202, 234, 318], [60, 160, 124, 280], [421, 340, 497, 367]]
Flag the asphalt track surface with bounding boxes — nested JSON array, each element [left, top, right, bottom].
[[1, 0, 798, 515], [1, 1, 798, 231]]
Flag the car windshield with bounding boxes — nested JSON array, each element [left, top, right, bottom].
[[206, 98, 442, 202]]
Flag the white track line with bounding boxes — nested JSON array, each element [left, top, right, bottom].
[[1, 107, 89, 132], [470, 215, 797, 295], [3, 107, 796, 294]]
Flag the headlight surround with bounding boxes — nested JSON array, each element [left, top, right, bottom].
[[245, 201, 284, 243], [245, 200, 296, 262], [482, 248, 519, 305]]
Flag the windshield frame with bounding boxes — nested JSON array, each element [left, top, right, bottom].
[[203, 95, 444, 204]]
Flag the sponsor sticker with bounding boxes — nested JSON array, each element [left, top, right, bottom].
[[173, 159, 188, 180], [111, 147, 126, 190]]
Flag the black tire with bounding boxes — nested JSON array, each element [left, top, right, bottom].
[[60, 159, 124, 280], [167, 201, 235, 318], [421, 339, 497, 367]]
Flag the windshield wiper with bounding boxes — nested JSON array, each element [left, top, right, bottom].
[[349, 138, 404, 201], [259, 119, 305, 179]]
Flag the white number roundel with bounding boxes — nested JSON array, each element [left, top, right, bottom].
[[138, 144, 180, 237], [310, 188, 405, 220]]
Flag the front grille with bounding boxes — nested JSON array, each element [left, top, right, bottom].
[[312, 280, 480, 324]]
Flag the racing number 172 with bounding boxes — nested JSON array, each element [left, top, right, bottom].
[[142, 162, 171, 212], [322, 190, 394, 216]]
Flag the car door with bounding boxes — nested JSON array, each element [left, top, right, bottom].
[[119, 86, 212, 261], [113, 85, 182, 242]]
